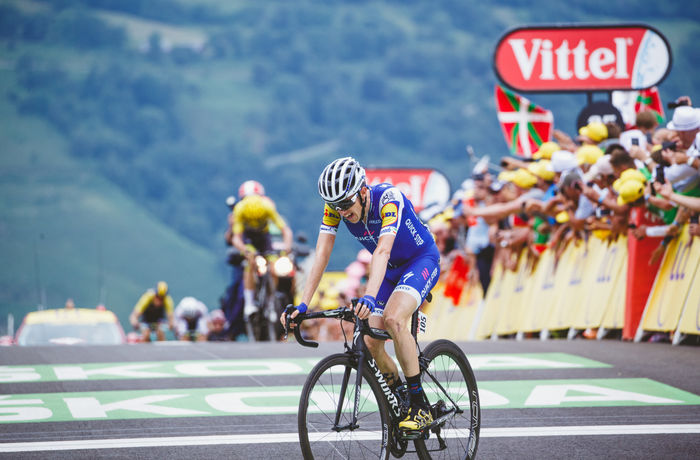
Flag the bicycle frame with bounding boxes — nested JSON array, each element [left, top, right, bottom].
[[288, 305, 464, 435]]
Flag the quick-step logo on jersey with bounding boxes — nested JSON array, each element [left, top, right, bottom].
[[357, 228, 377, 243], [420, 267, 438, 298], [404, 218, 425, 246]]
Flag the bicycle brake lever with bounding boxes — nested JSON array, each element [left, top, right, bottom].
[[293, 316, 319, 348], [282, 304, 295, 341], [283, 315, 291, 341]]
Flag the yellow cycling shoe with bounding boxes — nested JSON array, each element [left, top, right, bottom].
[[399, 405, 433, 432]]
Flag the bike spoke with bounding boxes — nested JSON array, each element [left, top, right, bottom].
[[415, 341, 480, 460], [301, 357, 390, 459]]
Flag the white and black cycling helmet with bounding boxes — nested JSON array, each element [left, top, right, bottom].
[[318, 157, 366, 205]]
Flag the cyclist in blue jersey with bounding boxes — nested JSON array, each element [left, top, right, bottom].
[[282, 156, 440, 433]]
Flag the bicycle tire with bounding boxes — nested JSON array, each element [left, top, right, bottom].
[[298, 353, 392, 460], [414, 340, 480, 460]]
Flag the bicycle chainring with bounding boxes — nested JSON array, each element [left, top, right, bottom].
[[390, 426, 408, 457]]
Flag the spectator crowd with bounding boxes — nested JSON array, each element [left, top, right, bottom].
[[423, 98, 700, 303]]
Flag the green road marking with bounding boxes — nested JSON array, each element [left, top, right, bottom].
[[0, 378, 697, 423], [0, 353, 609, 384]]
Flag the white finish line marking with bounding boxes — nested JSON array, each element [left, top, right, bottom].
[[2, 425, 700, 452]]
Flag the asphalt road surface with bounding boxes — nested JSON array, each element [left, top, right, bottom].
[[1, 338, 699, 459]]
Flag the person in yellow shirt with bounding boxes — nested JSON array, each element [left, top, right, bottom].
[[129, 281, 175, 342], [231, 181, 293, 319]]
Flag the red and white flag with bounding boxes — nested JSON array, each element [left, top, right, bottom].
[[495, 85, 553, 158], [612, 86, 665, 129]]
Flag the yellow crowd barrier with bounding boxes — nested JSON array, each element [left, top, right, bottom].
[[421, 281, 482, 343], [309, 229, 699, 344], [418, 233, 700, 342], [675, 264, 700, 343], [635, 225, 700, 342]]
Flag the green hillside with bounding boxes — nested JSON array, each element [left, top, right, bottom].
[[1, 0, 699, 331], [0, 97, 226, 330]]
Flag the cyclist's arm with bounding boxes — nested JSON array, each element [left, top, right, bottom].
[[224, 212, 234, 246], [130, 292, 151, 327], [299, 232, 336, 306], [231, 228, 251, 256], [164, 296, 175, 329], [364, 188, 401, 297], [230, 206, 250, 254], [364, 233, 395, 297]]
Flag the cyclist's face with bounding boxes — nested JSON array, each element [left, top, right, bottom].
[[337, 191, 363, 223]]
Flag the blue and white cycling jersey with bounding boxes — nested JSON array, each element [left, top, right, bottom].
[[319, 183, 440, 311]]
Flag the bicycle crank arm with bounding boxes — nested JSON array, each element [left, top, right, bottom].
[[430, 407, 456, 427], [397, 407, 457, 441]]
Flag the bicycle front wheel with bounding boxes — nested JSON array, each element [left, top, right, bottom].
[[298, 353, 391, 460], [415, 339, 480, 460]]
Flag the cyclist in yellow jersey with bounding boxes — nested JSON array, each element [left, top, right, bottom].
[[129, 281, 175, 342], [231, 181, 293, 319]]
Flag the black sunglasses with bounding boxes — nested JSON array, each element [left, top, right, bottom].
[[327, 194, 357, 211]]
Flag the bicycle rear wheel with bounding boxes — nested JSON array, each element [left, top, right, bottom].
[[298, 353, 391, 460], [414, 339, 480, 460]]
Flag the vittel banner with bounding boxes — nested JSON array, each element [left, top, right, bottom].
[[494, 24, 672, 92]]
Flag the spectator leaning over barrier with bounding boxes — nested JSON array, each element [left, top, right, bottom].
[[533, 141, 560, 161], [607, 154, 689, 262], [621, 110, 659, 149], [538, 150, 580, 218], [582, 150, 631, 224], [464, 171, 496, 295], [467, 168, 541, 222], [599, 122, 622, 151], [578, 121, 608, 146], [655, 180, 700, 213], [638, 105, 700, 247], [655, 180, 700, 239], [558, 169, 596, 232], [526, 160, 557, 253], [491, 169, 540, 269], [668, 103, 700, 152], [580, 155, 623, 240], [661, 105, 700, 210], [523, 153, 562, 238]]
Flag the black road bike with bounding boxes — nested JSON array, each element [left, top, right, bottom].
[[247, 250, 287, 342], [285, 300, 480, 459]]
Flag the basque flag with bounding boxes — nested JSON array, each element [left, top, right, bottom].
[[613, 86, 666, 129], [635, 87, 665, 124], [495, 84, 553, 158]]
